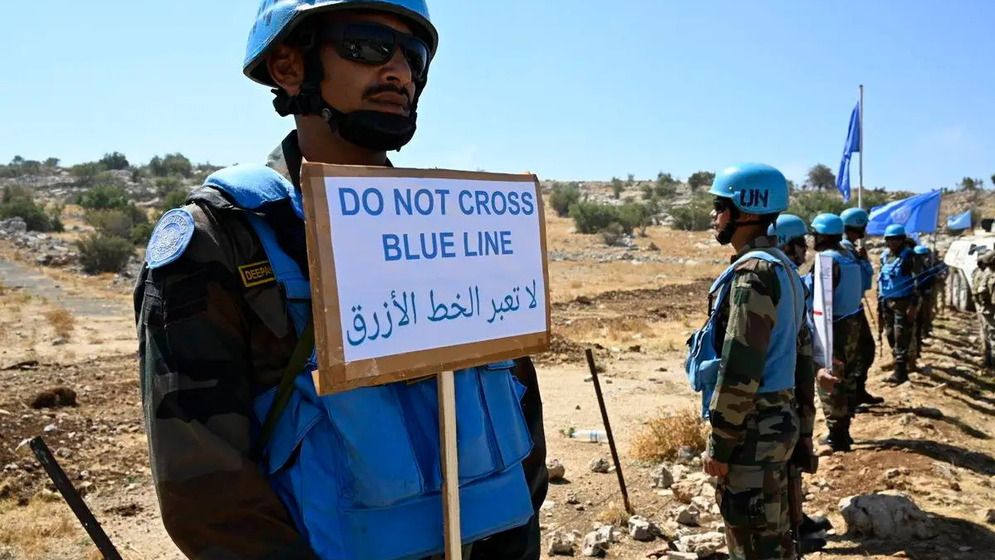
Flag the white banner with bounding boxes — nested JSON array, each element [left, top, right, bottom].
[[325, 176, 547, 362], [813, 254, 834, 372]]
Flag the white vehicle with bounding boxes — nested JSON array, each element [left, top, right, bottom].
[[944, 226, 995, 311]]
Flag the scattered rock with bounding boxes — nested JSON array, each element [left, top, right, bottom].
[[675, 504, 701, 527], [985, 509, 995, 525], [666, 552, 699, 560], [547, 459, 567, 482], [839, 491, 937, 540], [651, 464, 675, 489], [547, 531, 576, 556], [677, 531, 726, 557], [581, 529, 609, 557], [29, 386, 78, 409], [628, 515, 659, 542], [914, 407, 944, 419], [589, 457, 611, 474], [885, 468, 901, 479]]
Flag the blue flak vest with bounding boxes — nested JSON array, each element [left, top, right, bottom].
[[878, 247, 916, 300], [685, 248, 805, 418], [821, 249, 863, 320], [840, 239, 874, 294], [204, 165, 534, 560]]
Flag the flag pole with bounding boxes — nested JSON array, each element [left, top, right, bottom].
[[858, 84, 864, 209]]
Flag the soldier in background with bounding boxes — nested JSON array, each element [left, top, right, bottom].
[[973, 251, 995, 368], [913, 245, 938, 350], [839, 208, 883, 406], [878, 225, 922, 384]]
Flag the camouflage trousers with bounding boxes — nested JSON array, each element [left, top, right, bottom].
[[917, 289, 937, 341], [977, 307, 995, 366], [716, 391, 799, 560], [855, 307, 875, 384], [881, 297, 915, 364], [818, 314, 862, 426]]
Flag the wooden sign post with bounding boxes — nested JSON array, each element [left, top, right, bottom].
[[299, 163, 551, 558]]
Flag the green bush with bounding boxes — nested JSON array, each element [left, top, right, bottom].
[[131, 221, 155, 245], [610, 177, 624, 199], [76, 233, 134, 274], [670, 192, 713, 231], [99, 152, 130, 170], [601, 222, 625, 246], [78, 183, 129, 210], [570, 200, 622, 234], [160, 187, 189, 210], [549, 182, 581, 217], [85, 204, 149, 243], [149, 153, 193, 178], [0, 186, 58, 231], [617, 201, 657, 236]]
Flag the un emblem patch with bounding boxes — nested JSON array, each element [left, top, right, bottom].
[[145, 208, 195, 269]]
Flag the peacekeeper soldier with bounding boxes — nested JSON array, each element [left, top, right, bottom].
[[972, 251, 995, 368], [767, 214, 841, 553], [839, 207, 883, 406], [809, 213, 865, 452], [134, 2, 547, 559], [877, 224, 922, 385], [912, 245, 938, 350], [687, 163, 813, 559]]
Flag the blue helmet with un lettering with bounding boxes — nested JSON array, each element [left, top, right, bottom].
[[768, 214, 807, 246], [244, 0, 438, 86], [884, 224, 907, 238], [840, 207, 869, 228], [709, 163, 789, 214], [810, 213, 844, 236], [914, 245, 930, 255]]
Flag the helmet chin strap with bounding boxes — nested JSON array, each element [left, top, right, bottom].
[[271, 38, 422, 152], [715, 207, 765, 245]]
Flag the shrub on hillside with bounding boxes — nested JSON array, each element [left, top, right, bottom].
[[77, 183, 129, 210], [669, 192, 712, 231], [601, 222, 625, 246], [76, 233, 133, 274], [549, 182, 581, 217], [0, 186, 61, 232], [570, 200, 622, 234], [85, 205, 149, 244]]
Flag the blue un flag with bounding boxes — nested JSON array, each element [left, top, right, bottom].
[[835, 103, 861, 202], [867, 190, 942, 236]]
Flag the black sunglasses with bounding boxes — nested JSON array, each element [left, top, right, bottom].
[[712, 198, 731, 213], [315, 22, 431, 81]]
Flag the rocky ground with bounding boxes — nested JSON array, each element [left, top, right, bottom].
[[1, 203, 994, 559]]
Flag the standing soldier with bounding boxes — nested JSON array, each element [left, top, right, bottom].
[[972, 251, 995, 368], [134, 2, 547, 559], [913, 245, 938, 348], [809, 213, 864, 452], [688, 163, 812, 559], [878, 225, 922, 384], [839, 207, 883, 406]]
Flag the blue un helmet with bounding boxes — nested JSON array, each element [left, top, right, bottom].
[[709, 163, 789, 214], [884, 224, 907, 238], [768, 214, 808, 246], [840, 207, 869, 229], [914, 245, 930, 255], [244, 0, 439, 86], [810, 213, 844, 236]]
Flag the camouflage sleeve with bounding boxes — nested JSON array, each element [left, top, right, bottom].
[[794, 307, 816, 439], [708, 260, 779, 463], [135, 205, 316, 560]]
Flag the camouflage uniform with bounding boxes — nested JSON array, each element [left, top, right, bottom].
[[135, 132, 548, 560], [880, 250, 922, 370], [709, 236, 815, 560], [972, 255, 995, 367], [840, 242, 877, 400]]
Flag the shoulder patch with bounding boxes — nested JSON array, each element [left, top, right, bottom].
[[238, 261, 276, 288], [145, 208, 195, 269], [734, 257, 765, 272]]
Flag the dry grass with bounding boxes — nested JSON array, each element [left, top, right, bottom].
[[45, 308, 75, 339], [630, 408, 709, 462], [595, 501, 630, 527], [0, 497, 87, 559]]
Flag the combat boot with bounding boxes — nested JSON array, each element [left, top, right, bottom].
[[855, 378, 884, 406], [884, 362, 909, 385], [799, 513, 833, 536], [819, 423, 852, 452], [799, 536, 828, 554]]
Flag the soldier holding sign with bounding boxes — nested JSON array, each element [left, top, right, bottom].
[[809, 213, 865, 452], [135, 2, 547, 559]]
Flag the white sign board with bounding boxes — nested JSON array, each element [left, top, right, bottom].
[[812, 254, 834, 372], [301, 164, 551, 394]]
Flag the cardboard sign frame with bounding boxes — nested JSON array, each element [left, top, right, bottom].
[[300, 162, 552, 395]]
